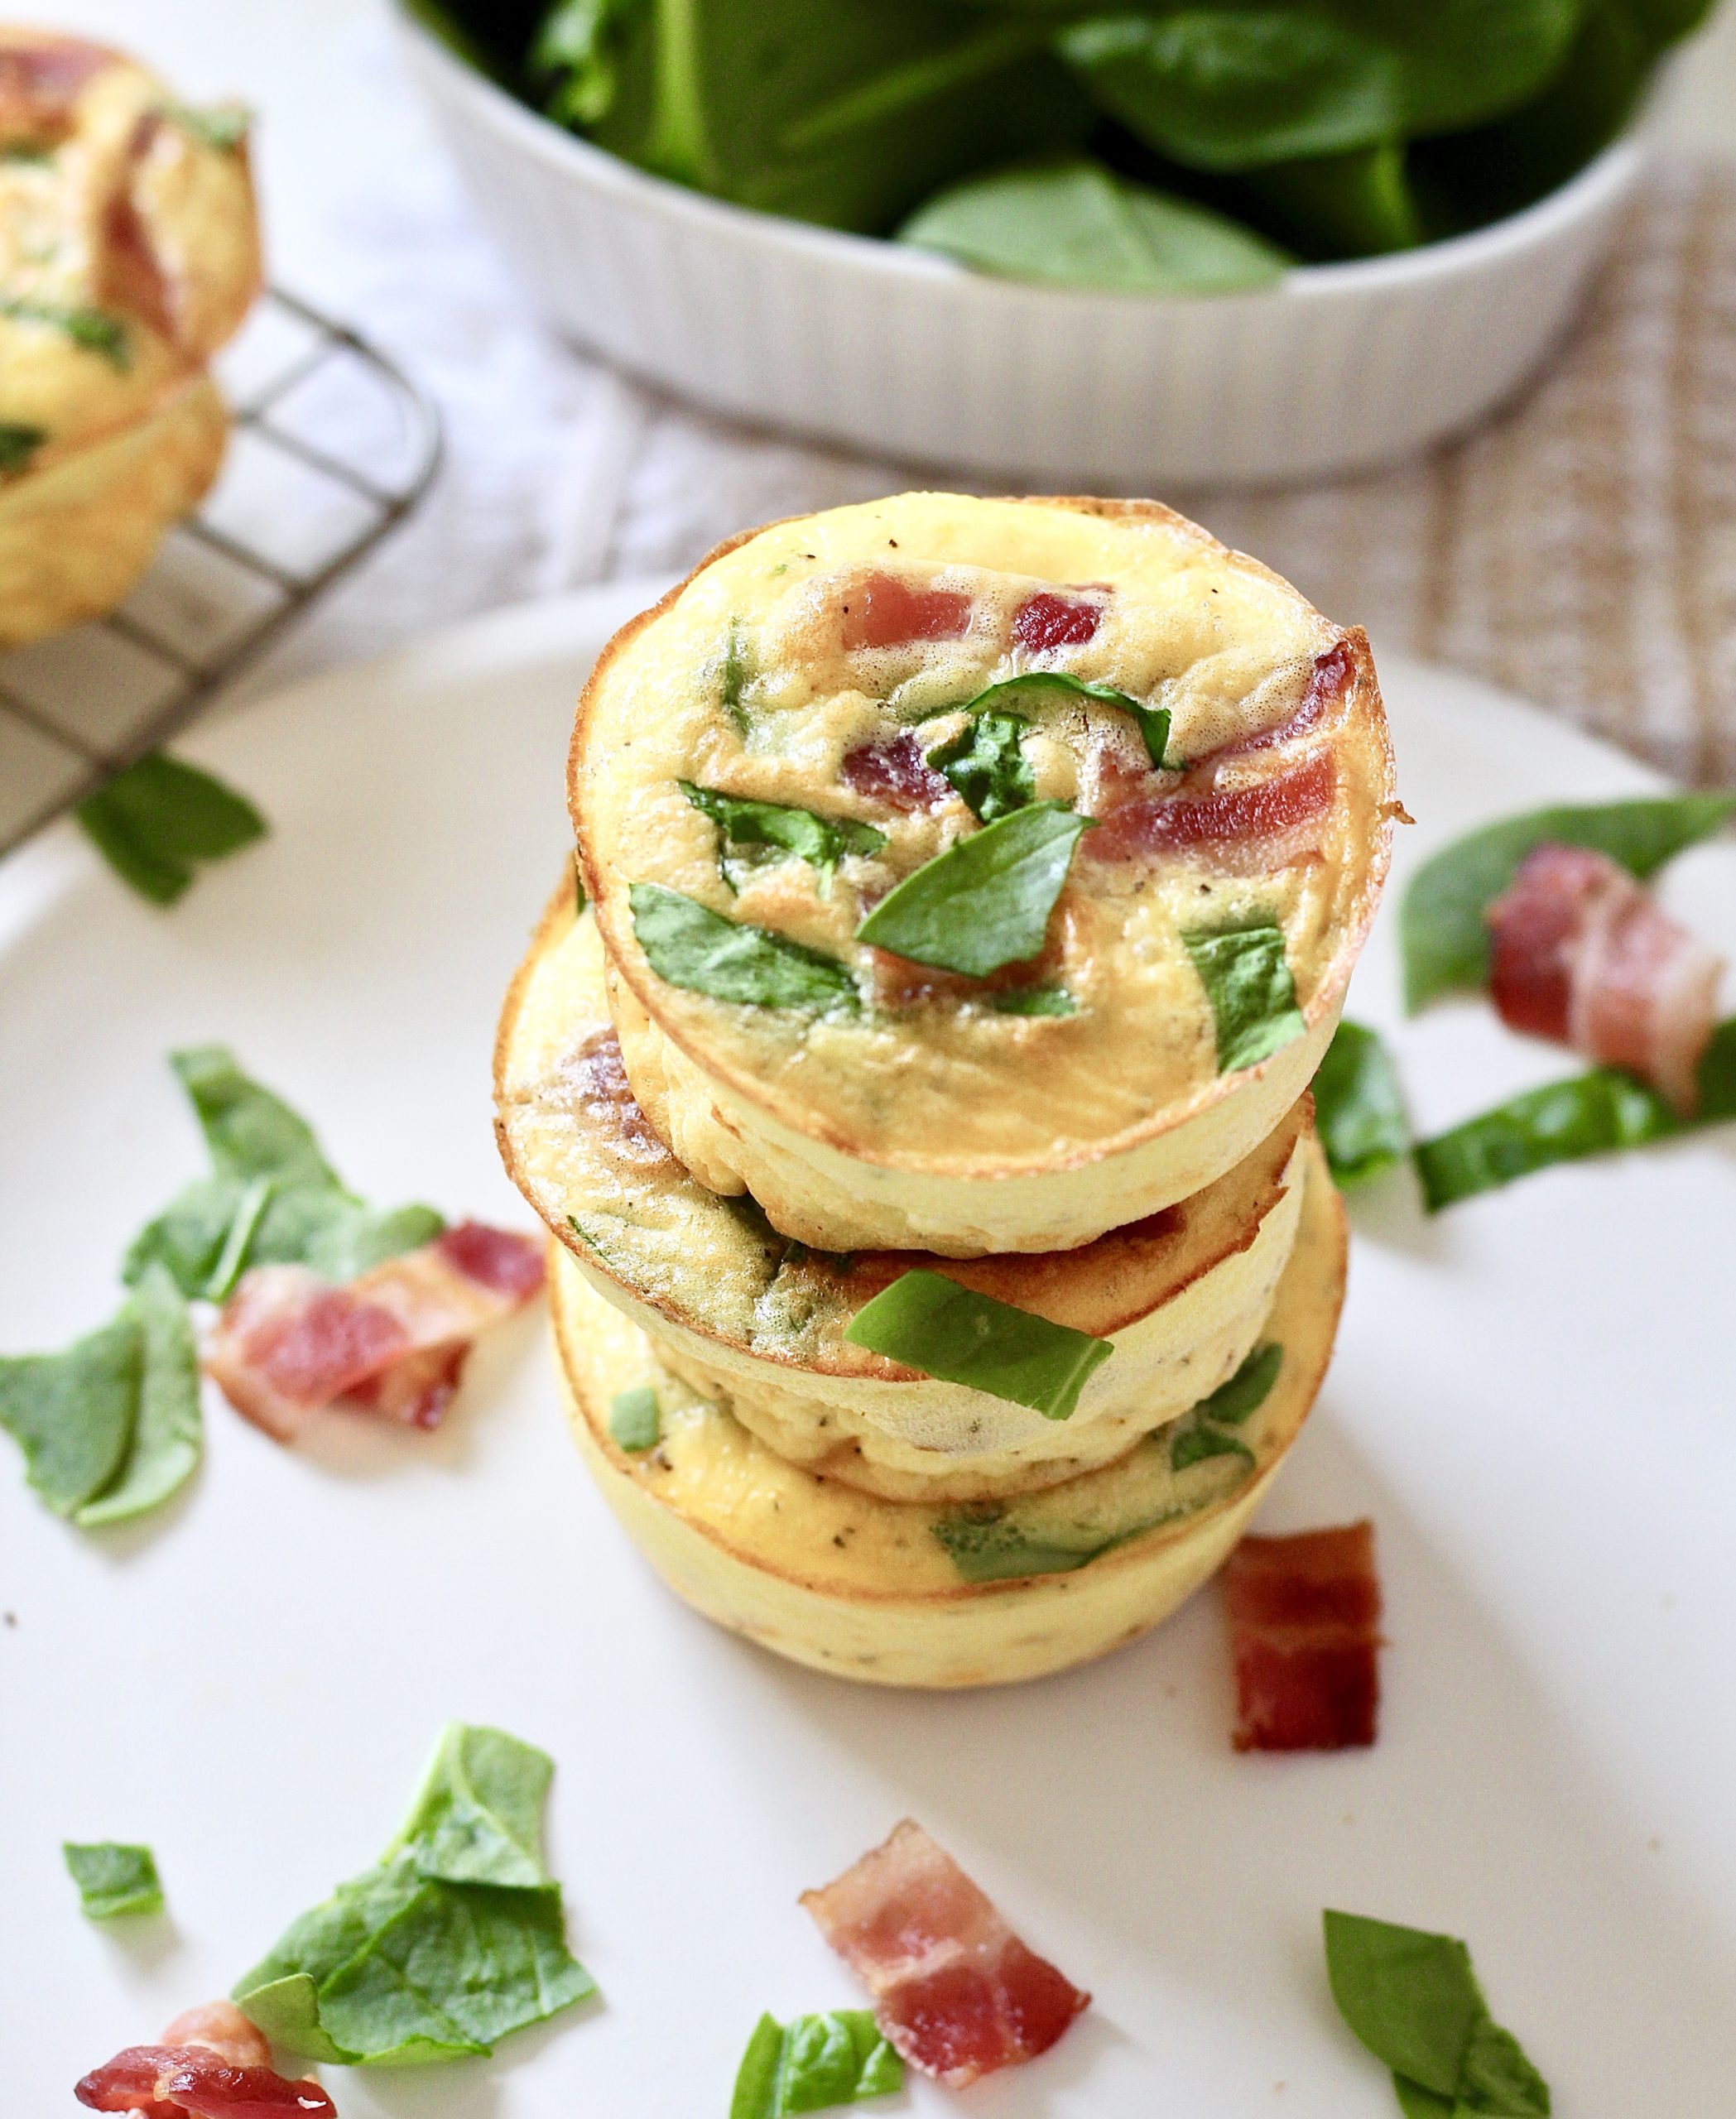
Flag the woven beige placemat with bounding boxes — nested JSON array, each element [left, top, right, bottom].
[[1195, 161, 1736, 789]]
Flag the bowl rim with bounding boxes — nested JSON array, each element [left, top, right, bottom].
[[395, 6, 1647, 306]]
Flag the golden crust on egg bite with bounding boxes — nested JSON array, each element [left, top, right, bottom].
[[497, 884, 1310, 1501], [549, 1135, 1346, 1689], [572, 493, 1397, 1255]]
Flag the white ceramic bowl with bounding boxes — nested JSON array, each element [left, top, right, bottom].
[[395, 12, 1646, 488]]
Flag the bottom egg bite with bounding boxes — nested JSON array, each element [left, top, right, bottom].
[[549, 1136, 1346, 1689]]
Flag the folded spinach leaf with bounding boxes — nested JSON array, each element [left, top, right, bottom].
[[74, 1265, 201, 1528], [731, 2009, 902, 2118], [64, 1842, 165, 1920], [1166, 1340, 1281, 1468], [1324, 1909, 1551, 2116], [234, 1723, 594, 2065], [631, 882, 861, 1011], [0, 1312, 141, 1518], [1313, 1020, 1410, 1184], [1412, 1018, 1736, 1210], [926, 710, 1036, 823], [76, 754, 267, 907], [844, 1266, 1113, 1419], [1181, 920, 1306, 1073], [124, 1048, 445, 1298], [899, 154, 1290, 291], [1400, 792, 1736, 1011], [680, 781, 886, 892], [945, 667, 1174, 770], [856, 801, 1090, 976], [1060, 3, 1581, 173]]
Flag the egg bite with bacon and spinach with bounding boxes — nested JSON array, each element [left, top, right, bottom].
[[572, 493, 1398, 1257], [546, 1126, 1346, 1689]]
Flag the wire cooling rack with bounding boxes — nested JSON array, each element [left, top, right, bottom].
[[0, 287, 442, 856]]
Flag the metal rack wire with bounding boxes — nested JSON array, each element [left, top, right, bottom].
[[0, 286, 442, 856]]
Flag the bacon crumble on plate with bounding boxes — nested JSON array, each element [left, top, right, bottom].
[[801, 1819, 1089, 2086], [1485, 841, 1724, 1115], [204, 1223, 544, 1442], [75, 1999, 335, 2117], [1223, 1520, 1383, 1752]]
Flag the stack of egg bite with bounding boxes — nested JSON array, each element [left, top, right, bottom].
[[496, 493, 1398, 1689]]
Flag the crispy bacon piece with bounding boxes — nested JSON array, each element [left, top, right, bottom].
[[801, 1819, 1089, 2088], [569, 1026, 672, 1164], [75, 2001, 334, 2117], [204, 1223, 545, 1442], [1224, 1521, 1381, 1752], [0, 31, 108, 147], [1012, 590, 1103, 651], [1486, 841, 1724, 1114], [1192, 639, 1356, 770], [1085, 748, 1336, 867], [840, 733, 951, 813], [839, 572, 972, 651]]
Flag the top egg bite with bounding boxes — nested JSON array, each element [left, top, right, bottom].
[[575, 493, 1399, 1257]]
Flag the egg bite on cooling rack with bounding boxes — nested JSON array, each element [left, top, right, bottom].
[[0, 28, 261, 644], [571, 492, 1399, 1256]]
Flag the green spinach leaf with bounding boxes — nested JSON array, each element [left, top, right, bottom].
[[74, 1265, 201, 1527], [1323, 1910, 1551, 2114], [608, 1384, 661, 1451], [1243, 142, 1424, 257], [1409, 1017, 1736, 1210], [234, 1724, 594, 2064], [1313, 1020, 1410, 1184], [1400, 793, 1736, 1012], [950, 666, 1173, 770], [534, 0, 650, 125], [992, 984, 1078, 1016], [1166, 1340, 1279, 1468], [932, 1505, 1121, 1582], [0, 420, 46, 473], [856, 801, 1090, 976], [76, 753, 267, 906], [1181, 920, 1306, 1072], [0, 296, 129, 366], [731, 2008, 902, 2117], [1170, 1420, 1254, 1470], [844, 1266, 1112, 1420], [164, 101, 251, 150], [0, 1312, 140, 1518], [681, 781, 885, 891], [64, 1842, 164, 1919], [926, 710, 1036, 822], [899, 154, 1289, 292], [631, 882, 860, 1011]]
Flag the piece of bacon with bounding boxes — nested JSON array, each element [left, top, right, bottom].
[[1485, 841, 1724, 1115], [75, 2001, 333, 2117], [801, 1819, 1089, 2088], [204, 1223, 545, 1442], [840, 732, 951, 813], [1223, 1521, 1382, 1753], [568, 1026, 673, 1164], [1085, 748, 1337, 867], [839, 572, 972, 651], [0, 31, 108, 146], [1012, 590, 1104, 652]]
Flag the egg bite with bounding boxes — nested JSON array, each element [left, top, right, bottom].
[[549, 1132, 1345, 1689], [573, 493, 1397, 1256], [0, 30, 261, 644], [498, 887, 1310, 1503]]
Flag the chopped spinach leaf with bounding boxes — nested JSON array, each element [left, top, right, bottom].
[[233, 1724, 594, 2064], [74, 1266, 201, 1528], [0, 1312, 140, 1518], [0, 420, 46, 473], [844, 1266, 1112, 1420], [856, 801, 1089, 977], [719, 619, 750, 735], [952, 667, 1172, 769], [732, 2008, 902, 2118], [1196, 1341, 1282, 1426], [1182, 920, 1306, 1073], [926, 710, 1035, 824], [1400, 793, 1736, 1011], [76, 753, 267, 906], [1323, 1910, 1551, 2116], [631, 882, 859, 1012], [1169, 1421, 1255, 1471], [992, 985, 1077, 1016], [681, 781, 885, 892], [164, 101, 251, 150], [0, 296, 128, 366], [901, 153, 1291, 292], [1313, 1020, 1411, 1184], [573, 853, 587, 914], [608, 1385, 661, 1452], [931, 1505, 1118, 1583], [64, 1842, 164, 1920]]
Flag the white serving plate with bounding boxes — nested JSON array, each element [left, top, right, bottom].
[[2, 585, 1732, 2117], [393, 12, 1644, 488]]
